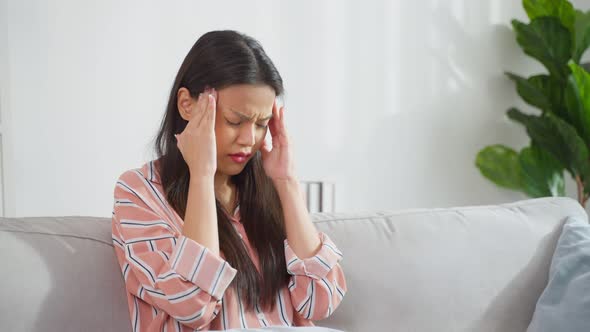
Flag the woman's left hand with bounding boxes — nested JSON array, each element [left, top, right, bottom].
[[261, 101, 296, 182], [262, 102, 321, 259]]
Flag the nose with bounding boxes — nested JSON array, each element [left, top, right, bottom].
[[237, 124, 256, 146]]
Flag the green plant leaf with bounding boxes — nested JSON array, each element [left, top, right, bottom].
[[476, 145, 522, 190], [512, 17, 572, 80], [530, 75, 568, 118], [507, 108, 590, 180], [572, 10, 590, 63], [519, 145, 566, 197], [506, 72, 551, 112], [565, 62, 590, 146], [506, 72, 565, 115], [523, 0, 575, 30], [568, 62, 590, 111]]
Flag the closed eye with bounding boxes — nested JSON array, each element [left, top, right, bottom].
[[226, 118, 268, 129], [226, 119, 240, 126]]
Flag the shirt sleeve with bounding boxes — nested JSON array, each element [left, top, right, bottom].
[[111, 170, 237, 330], [284, 232, 347, 321]]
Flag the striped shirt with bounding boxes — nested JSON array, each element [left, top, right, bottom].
[[111, 160, 347, 331]]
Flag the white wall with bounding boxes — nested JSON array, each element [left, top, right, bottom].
[[1, 0, 589, 218]]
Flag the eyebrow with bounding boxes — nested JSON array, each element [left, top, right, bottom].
[[229, 109, 273, 121]]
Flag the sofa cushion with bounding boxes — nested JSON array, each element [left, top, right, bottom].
[[526, 215, 590, 332]]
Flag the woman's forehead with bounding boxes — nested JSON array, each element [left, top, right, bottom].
[[217, 84, 275, 117]]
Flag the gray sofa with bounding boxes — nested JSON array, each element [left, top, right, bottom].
[[1, 197, 586, 332]]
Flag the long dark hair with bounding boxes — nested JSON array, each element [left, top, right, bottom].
[[154, 30, 288, 311]]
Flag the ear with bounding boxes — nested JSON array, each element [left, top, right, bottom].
[[177, 87, 195, 121]]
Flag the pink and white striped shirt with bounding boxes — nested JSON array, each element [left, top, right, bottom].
[[111, 160, 347, 331]]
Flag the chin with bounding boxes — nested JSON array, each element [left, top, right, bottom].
[[218, 164, 247, 176]]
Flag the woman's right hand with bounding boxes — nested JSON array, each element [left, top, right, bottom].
[[175, 88, 218, 178]]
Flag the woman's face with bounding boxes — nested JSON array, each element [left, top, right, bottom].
[[214, 84, 275, 176]]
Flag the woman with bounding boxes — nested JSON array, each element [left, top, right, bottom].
[[111, 30, 347, 331]]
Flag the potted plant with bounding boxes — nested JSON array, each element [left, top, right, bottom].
[[476, 0, 590, 207]]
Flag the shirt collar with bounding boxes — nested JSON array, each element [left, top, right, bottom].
[[140, 159, 162, 185], [141, 159, 241, 221]]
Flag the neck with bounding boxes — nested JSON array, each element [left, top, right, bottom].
[[214, 172, 232, 193], [214, 172, 236, 213]]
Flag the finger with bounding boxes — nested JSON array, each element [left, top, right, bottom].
[[202, 93, 216, 129], [279, 107, 287, 132], [276, 107, 289, 146], [197, 91, 211, 126], [187, 93, 207, 128], [272, 106, 286, 139], [269, 101, 280, 138], [196, 87, 215, 127]]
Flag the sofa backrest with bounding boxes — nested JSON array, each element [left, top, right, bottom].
[[0, 216, 130, 331], [315, 197, 587, 332], [0, 197, 586, 332]]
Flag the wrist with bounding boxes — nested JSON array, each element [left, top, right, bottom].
[[189, 173, 215, 186], [272, 177, 300, 193]]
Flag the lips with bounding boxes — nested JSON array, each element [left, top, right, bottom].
[[228, 152, 252, 163]]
